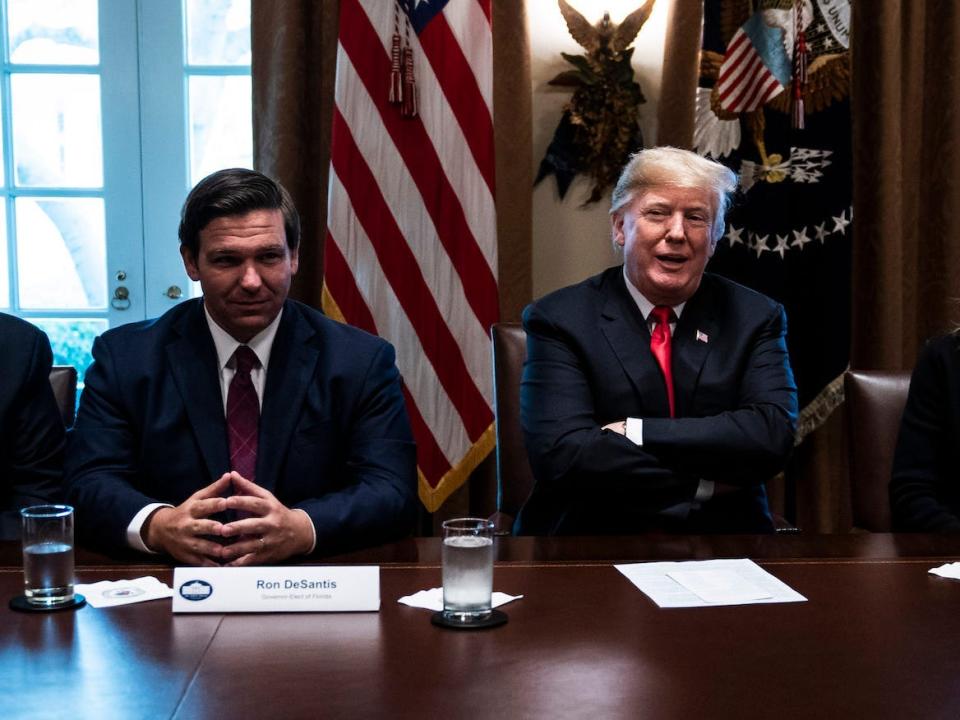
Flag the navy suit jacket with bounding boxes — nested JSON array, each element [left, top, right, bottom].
[[891, 333, 960, 531], [64, 299, 417, 555], [516, 267, 798, 535], [0, 314, 65, 539]]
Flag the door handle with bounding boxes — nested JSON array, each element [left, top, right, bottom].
[[164, 285, 183, 300], [111, 285, 130, 310]]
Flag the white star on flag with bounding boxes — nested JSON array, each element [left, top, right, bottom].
[[832, 210, 850, 235], [725, 225, 744, 246], [752, 233, 770, 258], [774, 233, 790, 258], [792, 227, 812, 250], [814, 221, 828, 242]]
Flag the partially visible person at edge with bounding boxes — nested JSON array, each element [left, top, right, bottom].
[[65, 168, 417, 565], [0, 313, 65, 539], [891, 332, 960, 531], [516, 146, 798, 535]]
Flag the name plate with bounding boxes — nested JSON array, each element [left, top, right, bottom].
[[171, 566, 380, 613]]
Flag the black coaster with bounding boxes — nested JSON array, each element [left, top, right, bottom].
[[9, 594, 86, 613], [431, 608, 508, 630]]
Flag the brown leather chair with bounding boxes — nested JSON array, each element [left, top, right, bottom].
[[843, 369, 911, 532], [48, 365, 78, 428], [489, 323, 535, 534]]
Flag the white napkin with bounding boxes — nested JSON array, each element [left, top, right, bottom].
[[929, 562, 960, 580], [397, 587, 523, 611], [75, 576, 174, 608]]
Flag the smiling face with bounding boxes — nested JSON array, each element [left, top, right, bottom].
[[181, 208, 298, 342], [612, 185, 716, 307]]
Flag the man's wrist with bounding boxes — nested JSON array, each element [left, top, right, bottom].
[[142, 507, 172, 553], [291, 508, 317, 555], [128, 503, 173, 554]]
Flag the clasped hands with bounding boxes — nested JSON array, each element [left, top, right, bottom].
[[143, 471, 314, 567]]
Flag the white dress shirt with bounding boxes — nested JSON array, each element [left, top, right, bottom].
[[127, 306, 317, 554]]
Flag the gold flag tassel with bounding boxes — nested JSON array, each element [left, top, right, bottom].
[[791, 1, 808, 129], [401, 13, 418, 118], [389, 2, 403, 104]]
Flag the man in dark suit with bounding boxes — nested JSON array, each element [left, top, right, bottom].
[[0, 314, 64, 539], [517, 147, 798, 535], [891, 333, 960, 531], [65, 169, 417, 565]]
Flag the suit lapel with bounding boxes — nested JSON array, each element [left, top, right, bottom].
[[672, 278, 717, 416], [167, 301, 229, 482], [257, 302, 320, 493], [599, 270, 671, 416]]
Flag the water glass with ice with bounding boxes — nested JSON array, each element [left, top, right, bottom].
[[21, 505, 75, 607], [441, 517, 495, 623]]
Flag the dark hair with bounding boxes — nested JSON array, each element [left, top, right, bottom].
[[178, 168, 300, 257]]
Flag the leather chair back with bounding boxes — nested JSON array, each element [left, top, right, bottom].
[[844, 369, 911, 532], [490, 323, 535, 532], [49, 365, 78, 428]]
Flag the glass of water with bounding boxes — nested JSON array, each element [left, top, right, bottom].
[[441, 517, 495, 623], [21, 505, 75, 606]]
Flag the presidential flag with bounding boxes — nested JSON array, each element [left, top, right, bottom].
[[696, 0, 852, 439], [323, 0, 498, 511]]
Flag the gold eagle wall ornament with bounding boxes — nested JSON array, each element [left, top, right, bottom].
[[535, 0, 656, 204]]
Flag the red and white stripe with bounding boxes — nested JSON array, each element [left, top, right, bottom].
[[716, 29, 783, 114], [325, 0, 498, 511]]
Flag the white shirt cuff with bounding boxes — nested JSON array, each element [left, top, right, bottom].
[[127, 503, 174, 553], [695, 479, 715, 502], [295, 508, 317, 554], [625, 417, 643, 445]]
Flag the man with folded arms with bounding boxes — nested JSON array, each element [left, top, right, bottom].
[[516, 147, 798, 535], [65, 169, 417, 564]]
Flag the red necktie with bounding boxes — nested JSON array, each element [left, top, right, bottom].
[[649, 306, 675, 417], [227, 345, 260, 481]]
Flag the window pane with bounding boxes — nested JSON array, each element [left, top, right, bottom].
[[0, 204, 7, 308], [32, 317, 104, 385], [11, 74, 103, 188], [7, 0, 99, 65], [0, 88, 5, 187], [186, 0, 250, 66], [16, 197, 105, 309], [188, 75, 252, 185]]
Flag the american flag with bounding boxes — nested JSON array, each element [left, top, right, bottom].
[[716, 12, 792, 114], [323, 0, 498, 512]]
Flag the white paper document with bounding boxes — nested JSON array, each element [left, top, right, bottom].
[[75, 576, 173, 608], [397, 588, 523, 611], [615, 559, 807, 608]]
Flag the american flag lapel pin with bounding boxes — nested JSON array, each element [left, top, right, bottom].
[[696, 330, 709, 343]]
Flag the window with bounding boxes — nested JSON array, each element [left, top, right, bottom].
[[1, 0, 251, 380]]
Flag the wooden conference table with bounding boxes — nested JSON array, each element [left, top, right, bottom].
[[4, 534, 960, 719]]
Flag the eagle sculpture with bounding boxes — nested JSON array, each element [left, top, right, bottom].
[[536, 0, 656, 204]]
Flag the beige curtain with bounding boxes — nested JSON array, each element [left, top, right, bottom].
[[251, 1, 339, 307], [656, 0, 702, 147], [851, 0, 960, 370]]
